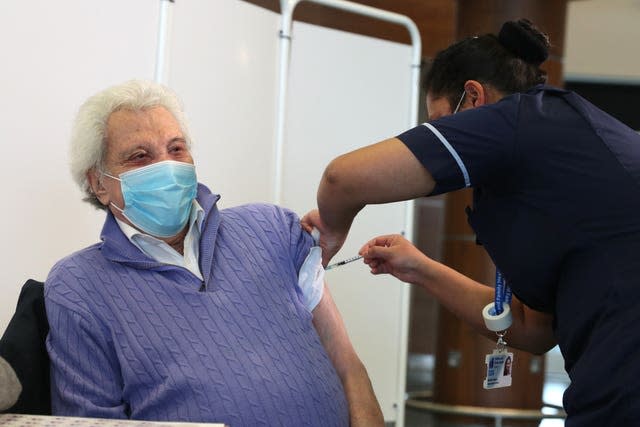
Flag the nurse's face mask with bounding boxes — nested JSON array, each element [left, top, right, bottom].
[[103, 160, 198, 238]]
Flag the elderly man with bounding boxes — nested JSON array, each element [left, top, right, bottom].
[[45, 80, 383, 426]]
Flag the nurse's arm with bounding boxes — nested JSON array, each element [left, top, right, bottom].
[[303, 138, 435, 265], [508, 299, 556, 354], [410, 251, 556, 354], [360, 234, 557, 355], [312, 284, 384, 427]]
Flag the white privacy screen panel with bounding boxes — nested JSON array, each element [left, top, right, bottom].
[[0, 0, 158, 331], [168, 0, 279, 209], [282, 20, 414, 421]]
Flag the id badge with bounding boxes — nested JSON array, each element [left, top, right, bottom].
[[483, 350, 513, 389]]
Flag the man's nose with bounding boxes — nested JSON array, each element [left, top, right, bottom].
[[156, 151, 173, 162]]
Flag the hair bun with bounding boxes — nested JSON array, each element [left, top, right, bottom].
[[498, 19, 549, 65]]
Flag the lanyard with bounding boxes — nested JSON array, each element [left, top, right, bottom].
[[482, 269, 513, 331], [483, 269, 514, 390], [493, 270, 512, 315]]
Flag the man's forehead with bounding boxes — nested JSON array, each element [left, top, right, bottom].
[[107, 106, 176, 125], [107, 107, 181, 134], [104, 108, 184, 155]]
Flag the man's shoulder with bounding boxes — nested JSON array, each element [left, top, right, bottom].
[[51, 243, 103, 268], [216, 203, 310, 252], [46, 244, 104, 292], [221, 203, 299, 224]]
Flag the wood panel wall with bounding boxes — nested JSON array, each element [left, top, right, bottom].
[[243, 0, 457, 57]]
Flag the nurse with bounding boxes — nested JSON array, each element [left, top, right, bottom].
[[303, 19, 640, 426]]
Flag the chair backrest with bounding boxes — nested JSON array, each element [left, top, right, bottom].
[[0, 279, 50, 415], [0, 355, 21, 410]]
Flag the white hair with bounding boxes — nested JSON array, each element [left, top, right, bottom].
[[69, 79, 192, 209]]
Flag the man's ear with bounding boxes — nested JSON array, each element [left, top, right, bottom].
[[87, 168, 109, 206], [463, 80, 487, 107]]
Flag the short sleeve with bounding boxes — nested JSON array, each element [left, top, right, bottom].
[[397, 94, 520, 195], [282, 208, 314, 270], [281, 208, 324, 311], [297, 247, 325, 312]]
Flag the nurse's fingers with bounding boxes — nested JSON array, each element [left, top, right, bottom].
[[358, 234, 407, 255]]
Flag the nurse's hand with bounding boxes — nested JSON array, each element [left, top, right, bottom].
[[359, 234, 432, 286], [301, 209, 348, 267]]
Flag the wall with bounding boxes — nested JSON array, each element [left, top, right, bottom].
[[282, 22, 413, 422], [565, 0, 640, 82], [0, 0, 159, 327]]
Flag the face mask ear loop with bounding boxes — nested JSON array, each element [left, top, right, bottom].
[[109, 201, 125, 213], [109, 202, 137, 231], [453, 91, 466, 114], [101, 171, 121, 182], [98, 170, 125, 212]]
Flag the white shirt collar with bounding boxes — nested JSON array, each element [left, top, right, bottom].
[[114, 200, 205, 280]]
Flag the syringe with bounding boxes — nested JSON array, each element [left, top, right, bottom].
[[325, 255, 363, 271]]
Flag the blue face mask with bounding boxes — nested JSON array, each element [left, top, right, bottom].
[[104, 160, 198, 238]]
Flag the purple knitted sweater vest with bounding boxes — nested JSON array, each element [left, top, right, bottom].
[[45, 185, 349, 426]]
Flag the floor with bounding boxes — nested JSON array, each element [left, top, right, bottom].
[[402, 347, 570, 427]]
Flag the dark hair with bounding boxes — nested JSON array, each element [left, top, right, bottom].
[[424, 19, 550, 109]]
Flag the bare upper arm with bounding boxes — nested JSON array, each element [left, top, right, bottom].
[[312, 284, 352, 349], [509, 298, 556, 355], [311, 284, 359, 374], [321, 137, 436, 206]]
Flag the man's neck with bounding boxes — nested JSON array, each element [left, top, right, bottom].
[[160, 227, 188, 255]]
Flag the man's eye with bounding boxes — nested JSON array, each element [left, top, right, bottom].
[[129, 153, 148, 161]]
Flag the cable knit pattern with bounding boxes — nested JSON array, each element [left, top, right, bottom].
[[45, 185, 348, 426]]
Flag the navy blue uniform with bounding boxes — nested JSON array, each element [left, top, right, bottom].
[[398, 85, 640, 426]]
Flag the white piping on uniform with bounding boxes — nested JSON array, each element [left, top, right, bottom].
[[422, 123, 471, 187]]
